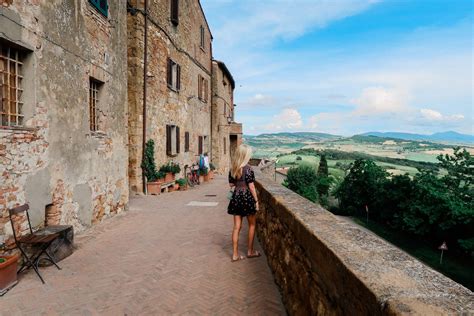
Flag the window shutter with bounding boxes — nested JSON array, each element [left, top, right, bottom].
[[171, 0, 179, 25], [185, 132, 189, 152], [198, 75, 202, 100], [204, 80, 208, 102], [198, 136, 203, 155], [176, 126, 180, 154], [166, 125, 172, 155], [176, 64, 181, 91], [167, 58, 172, 87]]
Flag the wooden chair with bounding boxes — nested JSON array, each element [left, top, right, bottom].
[[8, 204, 61, 284]]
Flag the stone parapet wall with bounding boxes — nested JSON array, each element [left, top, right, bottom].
[[254, 169, 474, 315]]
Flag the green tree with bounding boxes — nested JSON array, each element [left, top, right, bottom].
[[141, 139, 159, 182], [316, 154, 330, 197], [286, 164, 319, 202], [335, 159, 388, 216]]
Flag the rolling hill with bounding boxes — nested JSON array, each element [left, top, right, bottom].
[[361, 131, 473, 144]]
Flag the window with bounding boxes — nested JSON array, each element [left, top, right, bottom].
[[170, 0, 179, 25], [0, 44, 25, 127], [223, 137, 227, 155], [197, 75, 208, 103], [203, 135, 209, 154], [200, 25, 205, 49], [89, 0, 108, 17], [89, 78, 103, 131], [198, 136, 203, 155], [167, 58, 181, 91], [166, 125, 180, 156], [184, 132, 190, 152]]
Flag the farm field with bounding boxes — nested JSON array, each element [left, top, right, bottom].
[[246, 132, 473, 177]]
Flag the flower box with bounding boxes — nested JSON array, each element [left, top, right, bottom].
[[0, 254, 19, 295], [146, 182, 161, 195]]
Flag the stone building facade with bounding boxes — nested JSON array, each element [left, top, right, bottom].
[[127, 0, 235, 194], [0, 0, 129, 246], [211, 60, 242, 174]]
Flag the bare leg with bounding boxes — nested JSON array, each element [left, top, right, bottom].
[[247, 214, 257, 256], [232, 215, 242, 260]]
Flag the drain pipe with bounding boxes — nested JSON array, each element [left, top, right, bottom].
[[142, 0, 149, 194]]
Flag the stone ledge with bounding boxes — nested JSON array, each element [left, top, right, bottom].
[[254, 169, 473, 315]]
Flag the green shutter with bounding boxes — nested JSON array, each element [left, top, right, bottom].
[[89, 0, 108, 17]]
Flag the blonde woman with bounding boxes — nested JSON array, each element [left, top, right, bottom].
[[228, 144, 261, 262]]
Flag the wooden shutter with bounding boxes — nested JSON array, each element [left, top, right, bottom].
[[185, 132, 189, 152], [167, 58, 172, 87], [176, 64, 181, 91], [198, 75, 202, 100], [204, 79, 208, 102], [166, 125, 172, 156], [198, 136, 203, 155], [176, 126, 180, 154], [171, 0, 179, 25]]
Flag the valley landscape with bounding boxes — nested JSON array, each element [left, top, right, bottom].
[[245, 131, 474, 290]]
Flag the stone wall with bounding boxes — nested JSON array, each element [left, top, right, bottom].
[[211, 60, 235, 174], [0, 0, 129, 246], [127, 0, 214, 193], [254, 170, 474, 315]]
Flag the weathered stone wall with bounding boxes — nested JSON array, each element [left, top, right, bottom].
[[211, 61, 234, 174], [0, 0, 129, 246], [127, 0, 213, 193], [254, 170, 474, 315]]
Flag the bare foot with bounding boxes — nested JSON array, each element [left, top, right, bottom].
[[247, 250, 261, 258]]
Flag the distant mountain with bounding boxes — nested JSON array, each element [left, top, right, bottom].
[[245, 132, 341, 141], [361, 131, 474, 144]]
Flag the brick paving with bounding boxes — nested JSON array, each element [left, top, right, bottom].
[[1, 176, 285, 315]]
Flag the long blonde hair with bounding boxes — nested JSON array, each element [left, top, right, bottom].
[[231, 144, 253, 179]]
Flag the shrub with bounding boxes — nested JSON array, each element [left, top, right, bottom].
[[141, 140, 160, 182], [286, 164, 319, 202]]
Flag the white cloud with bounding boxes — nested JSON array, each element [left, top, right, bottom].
[[420, 108, 465, 121], [351, 86, 409, 115], [240, 93, 276, 108], [213, 0, 381, 48], [264, 108, 303, 131]]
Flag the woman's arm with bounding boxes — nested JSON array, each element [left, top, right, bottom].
[[248, 182, 259, 210]]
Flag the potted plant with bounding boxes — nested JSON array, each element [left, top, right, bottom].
[[0, 254, 19, 295], [159, 163, 173, 183], [173, 182, 180, 191], [170, 162, 181, 177], [160, 162, 180, 183], [177, 178, 187, 191], [141, 140, 162, 195]]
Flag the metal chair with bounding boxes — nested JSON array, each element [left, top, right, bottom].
[[8, 204, 61, 284]]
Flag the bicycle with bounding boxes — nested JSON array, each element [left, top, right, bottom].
[[185, 163, 200, 187]]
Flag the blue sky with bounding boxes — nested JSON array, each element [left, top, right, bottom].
[[201, 0, 473, 136]]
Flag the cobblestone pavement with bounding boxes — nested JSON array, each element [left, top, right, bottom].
[[1, 176, 285, 315]]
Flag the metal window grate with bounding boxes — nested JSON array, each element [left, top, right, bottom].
[[0, 44, 24, 127], [89, 79, 99, 131]]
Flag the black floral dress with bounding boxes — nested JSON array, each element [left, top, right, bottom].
[[228, 165, 257, 217]]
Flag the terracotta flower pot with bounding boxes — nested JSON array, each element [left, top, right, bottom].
[[204, 174, 210, 182], [0, 254, 19, 295], [174, 183, 180, 191], [165, 172, 174, 183], [180, 185, 188, 191], [147, 182, 161, 195], [208, 170, 214, 179]]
